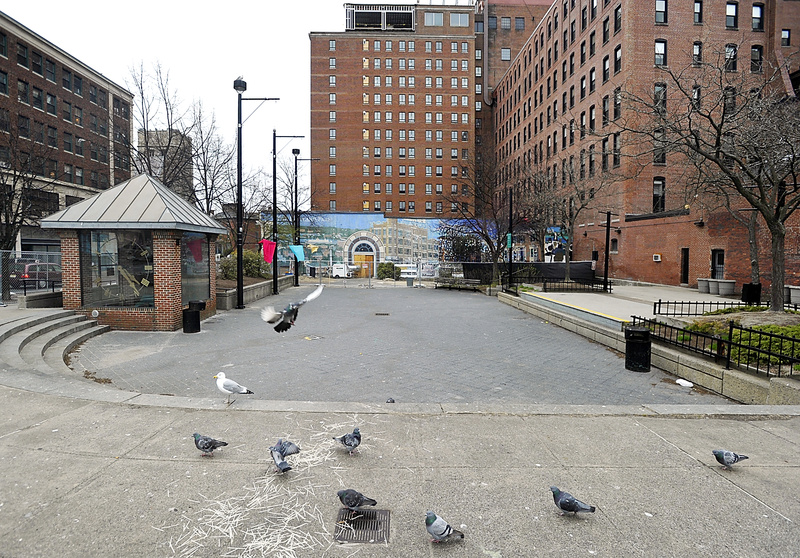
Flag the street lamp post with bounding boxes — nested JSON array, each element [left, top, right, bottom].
[[272, 130, 304, 295], [233, 78, 278, 309], [290, 149, 320, 287]]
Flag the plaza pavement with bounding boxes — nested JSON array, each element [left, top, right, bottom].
[[1, 280, 799, 557]]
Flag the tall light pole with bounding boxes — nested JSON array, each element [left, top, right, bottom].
[[292, 148, 300, 287], [272, 130, 304, 295], [290, 149, 319, 287], [233, 78, 278, 309]]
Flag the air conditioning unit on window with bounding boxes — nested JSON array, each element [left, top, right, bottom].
[[653, 254, 662, 262]]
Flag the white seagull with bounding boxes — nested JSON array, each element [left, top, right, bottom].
[[214, 372, 254, 405]]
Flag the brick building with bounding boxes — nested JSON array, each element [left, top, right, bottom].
[[309, 1, 551, 218], [493, 0, 800, 290], [0, 10, 133, 251]]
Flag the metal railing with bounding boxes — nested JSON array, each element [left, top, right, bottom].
[[631, 316, 800, 377], [501, 265, 543, 295], [542, 279, 611, 293], [1, 250, 62, 301], [652, 299, 800, 316]]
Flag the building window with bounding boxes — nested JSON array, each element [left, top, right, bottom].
[[693, 42, 703, 65], [17, 43, 28, 67], [726, 2, 738, 29], [603, 56, 610, 81], [655, 0, 667, 24], [752, 4, 763, 31], [692, 85, 702, 109], [655, 40, 667, 66], [451, 13, 469, 27], [329, 93, 336, 104], [329, 164, 336, 176], [501, 48, 511, 61], [0, 71, 7, 96], [329, 182, 336, 194], [614, 5, 622, 33], [751, 45, 763, 73], [515, 17, 525, 31], [424, 12, 443, 26], [614, 45, 622, 73], [329, 39, 336, 51], [694, 1, 703, 23], [782, 29, 791, 47], [653, 177, 666, 213], [17, 80, 29, 104], [654, 82, 667, 114], [654, 128, 666, 164], [0, 32, 5, 58], [725, 44, 738, 72], [501, 17, 511, 30]]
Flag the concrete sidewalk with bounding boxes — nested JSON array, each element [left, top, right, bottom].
[[2, 281, 800, 557], [1, 385, 799, 557]]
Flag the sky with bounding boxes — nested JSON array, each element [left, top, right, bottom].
[[3, 0, 348, 176]]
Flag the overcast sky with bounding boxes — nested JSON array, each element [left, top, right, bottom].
[[4, 0, 349, 175]]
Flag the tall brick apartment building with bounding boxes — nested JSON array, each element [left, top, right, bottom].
[[493, 0, 800, 289], [0, 10, 133, 251], [309, 0, 551, 218]]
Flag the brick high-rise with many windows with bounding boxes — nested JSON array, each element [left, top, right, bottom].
[[493, 0, 800, 288], [0, 10, 133, 251], [310, 1, 551, 218]]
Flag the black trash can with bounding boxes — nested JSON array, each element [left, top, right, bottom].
[[741, 283, 762, 305], [625, 326, 651, 372], [310, 266, 316, 278], [182, 300, 206, 333]]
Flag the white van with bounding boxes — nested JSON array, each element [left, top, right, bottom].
[[331, 263, 353, 278]]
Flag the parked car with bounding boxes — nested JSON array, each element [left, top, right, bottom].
[[10, 262, 62, 289]]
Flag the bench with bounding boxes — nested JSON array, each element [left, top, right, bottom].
[[434, 277, 482, 291]]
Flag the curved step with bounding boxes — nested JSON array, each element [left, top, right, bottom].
[[20, 319, 104, 372], [0, 313, 85, 371], [42, 324, 110, 376]]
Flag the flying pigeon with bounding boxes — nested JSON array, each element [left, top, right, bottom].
[[269, 438, 301, 473], [425, 511, 464, 543], [333, 427, 361, 455], [213, 372, 254, 405], [337, 489, 377, 511], [712, 449, 749, 470], [261, 285, 324, 332], [193, 433, 228, 457], [550, 486, 596, 515]]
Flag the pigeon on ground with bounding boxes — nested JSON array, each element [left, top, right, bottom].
[[337, 489, 377, 511], [333, 427, 361, 455], [425, 511, 464, 543], [269, 438, 301, 473], [261, 285, 324, 333], [712, 449, 749, 470], [193, 433, 228, 457], [213, 372, 254, 405], [550, 486, 596, 515]]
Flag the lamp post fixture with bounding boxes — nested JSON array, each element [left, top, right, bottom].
[[272, 130, 304, 295], [290, 149, 319, 287], [233, 78, 278, 309]]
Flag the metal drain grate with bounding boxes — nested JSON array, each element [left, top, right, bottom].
[[334, 508, 390, 543], [375, 312, 390, 316]]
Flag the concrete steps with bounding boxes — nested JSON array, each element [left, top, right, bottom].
[[0, 310, 109, 378]]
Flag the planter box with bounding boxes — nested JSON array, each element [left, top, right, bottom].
[[697, 278, 710, 293], [717, 279, 736, 296], [708, 279, 720, 295]]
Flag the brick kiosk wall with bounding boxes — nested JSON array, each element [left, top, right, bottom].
[[57, 230, 220, 331]]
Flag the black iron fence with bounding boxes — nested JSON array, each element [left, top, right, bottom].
[[542, 279, 610, 293], [1, 250, 62, 301], [653, 299, 800, 316], [631, 316, 800, 377]]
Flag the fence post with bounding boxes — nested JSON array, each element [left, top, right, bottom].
[[725, 320, 734, 369]]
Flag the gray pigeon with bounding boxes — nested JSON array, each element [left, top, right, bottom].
[[337, 489, 377, 511], [550, 486, 596, 515], [213, 372, 254, 405], [333, 427, 361, 455], [269, 438, 301, 473], [193, 433, 228, 457], [261, 285, 324, 332], [425, 511, 464, 543], [712, 449, 749, 470]]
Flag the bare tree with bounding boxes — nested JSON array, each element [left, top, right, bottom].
[[127, 62, 197, 201], [618, 43, 800, 310], [191, 102, 235, 215], [0, 119, 63, 299]]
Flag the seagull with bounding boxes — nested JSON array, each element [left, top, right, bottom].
[[213, 372, 254, 405], [712, 449, 749, 470], [550, 486, 596, 516], [269, 438, 301, 473], [193, 433, 228, 457], [425, 511, 464, 543], [333, 427, 361, 455], [261, 285, 324, 332], [337, 489, 377, 511]]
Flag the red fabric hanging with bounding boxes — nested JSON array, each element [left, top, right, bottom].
[[259, 239, 276, 263]]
